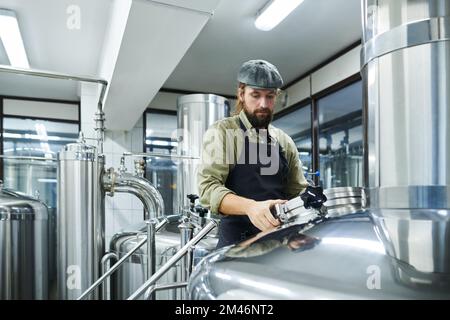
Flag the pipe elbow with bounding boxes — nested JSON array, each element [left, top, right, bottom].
[[103, 169, 165, 219]]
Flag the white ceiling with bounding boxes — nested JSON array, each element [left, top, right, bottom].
[[163, 0, 362, 96], [0, 0, 113, 100], [0, 0, 362, 128], [0, 0, 112, 74]]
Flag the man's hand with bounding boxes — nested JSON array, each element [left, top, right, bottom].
[[246, 199, 286, 231]]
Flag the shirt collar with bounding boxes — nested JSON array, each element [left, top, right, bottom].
[[238, 110, 253, 131]]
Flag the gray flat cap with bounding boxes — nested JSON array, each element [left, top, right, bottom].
[[237, 59, 283, 89]]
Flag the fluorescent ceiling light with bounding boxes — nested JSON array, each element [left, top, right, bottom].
[[255, 0, 305, 31], [0, 9, 29, 68]]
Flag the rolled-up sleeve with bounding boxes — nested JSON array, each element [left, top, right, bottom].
[[197, 123, 235, 213]]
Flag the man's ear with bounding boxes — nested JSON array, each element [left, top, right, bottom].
[[239, 89, 245, 102]]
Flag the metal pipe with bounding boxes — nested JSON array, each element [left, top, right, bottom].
[[77, 217, 169, 300], [100, 252, 118, 300], [0, 155, 57, 161], [103, 169, 165, 219], [143, 282, 188, 300], [0, 64, 108, 153], [123, 151, 200, 160], [127, 220, 217, 300], [139, 0, 214, 16], [178, 220, 194, 299], [146, 219, 157, 300], [0, 64, 108, 88]]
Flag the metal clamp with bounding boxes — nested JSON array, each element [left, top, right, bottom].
[[272, 196, 328, 224]]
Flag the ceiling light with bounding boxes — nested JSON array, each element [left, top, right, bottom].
[[0, 9, 29, 68], [255, 0, 305, 31]]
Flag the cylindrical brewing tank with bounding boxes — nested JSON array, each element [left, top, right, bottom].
[[57, 141, 105, 299], [0, 184, 49, 299], [110, 221, 218, 300], [176, 94, 230, 214], [362, 0, 450, 276]]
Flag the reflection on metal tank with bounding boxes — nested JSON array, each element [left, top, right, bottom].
[[110, 221, 217, 300], [362, 0, 450, 278], [188, 187, 450, 299], [57, 139, 105, 299], [0, 184, 49, 299], [176, 94, 230, 213]]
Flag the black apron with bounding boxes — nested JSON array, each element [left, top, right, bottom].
[[216, 120, 289, 248]]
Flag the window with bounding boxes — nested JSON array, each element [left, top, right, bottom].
[[272, 103, 312, 174], [317, 80, 363, 188], [1, 96, 80, 220], [144, 109, 178, 215], [2, 117, 79, 208]]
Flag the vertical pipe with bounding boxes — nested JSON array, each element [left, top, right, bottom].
[[100, 252, 118, 300], [311, 89, 320, 186], [178, 220, 194, 300], [146, 219, 157, 300]]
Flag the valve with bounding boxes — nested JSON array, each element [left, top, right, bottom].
[[187, 194, 199, 211]]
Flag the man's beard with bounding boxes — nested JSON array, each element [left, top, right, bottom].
[[244, 107, 273, 129]]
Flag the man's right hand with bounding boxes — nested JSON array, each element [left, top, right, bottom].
[[246, 199, 285, 231]]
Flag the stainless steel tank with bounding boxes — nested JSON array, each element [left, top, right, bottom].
[[0, 183, 49, 299], [189, 212, 450, 299], [176, 94, 230, 214], [362, 0, 450, 278], [188, 187, 450, 299], [57, 139, 105, 300], [110, 220, 218, 300]]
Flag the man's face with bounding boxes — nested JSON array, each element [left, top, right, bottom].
[[241, 87, 277, 128]]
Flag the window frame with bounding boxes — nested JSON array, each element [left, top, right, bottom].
[[142, 108, 177, 154], [0, 95, 80, 181], [274, 73, 362, 185], [311, 73, 362, 185]]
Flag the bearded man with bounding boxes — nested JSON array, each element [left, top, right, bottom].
[[198, 59, 317, 248]]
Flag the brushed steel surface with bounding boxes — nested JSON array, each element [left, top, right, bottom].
[[362, 0, 450, 275], [0, 188, 49, 299], [57, 143, 104, 300], [189, 213, 450, 299]]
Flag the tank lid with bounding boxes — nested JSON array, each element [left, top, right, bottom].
[[58, 131, 97, 161], [177, 94, 229, 107], [0, 188, 48, 220]]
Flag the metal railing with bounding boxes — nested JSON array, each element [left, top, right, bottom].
[[127, 220, 217, 300], [77, 216, 179, 300]]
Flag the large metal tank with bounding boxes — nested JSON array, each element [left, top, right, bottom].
[[0, 183, 49, 299], [362, 0, 450, 277], [57, 139, 105, 299], [176, 94, 230, 214], [188, 187, 450, 299], [110, 220, 218, 300]]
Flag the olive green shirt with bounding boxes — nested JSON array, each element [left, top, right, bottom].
[[198, 110, 308, 214]]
